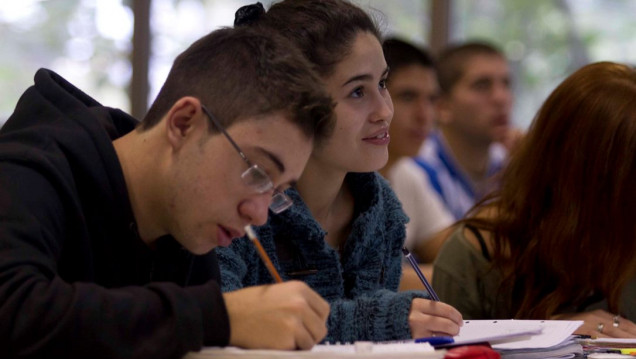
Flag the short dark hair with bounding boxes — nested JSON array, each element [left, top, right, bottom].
[[382, 38, 435, 81], [140, 26, 334, 143], [236, 0, 382, 79], [437, 41, 505, 94]]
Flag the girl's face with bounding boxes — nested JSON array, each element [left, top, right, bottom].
[[315, 31, 393, 173]]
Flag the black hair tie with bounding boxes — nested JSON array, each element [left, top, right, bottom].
[[234, 2, 265, 27]]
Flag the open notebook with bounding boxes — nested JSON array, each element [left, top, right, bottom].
[[454, 320, 584, 359], [185, 319, 583, 358], [451, 319, 583, 349], [184, 342, 444, 359]]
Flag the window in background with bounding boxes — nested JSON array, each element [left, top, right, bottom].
[[452, 0, 636, 129], [4, 0, 635, 131], [352, 0, 430, 46], [148, 0, 430, 107], [0, 0, 132, 127], [149, 0, 276, 106]]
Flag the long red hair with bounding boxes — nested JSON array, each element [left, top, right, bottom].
[[466, 62, 636, 318]]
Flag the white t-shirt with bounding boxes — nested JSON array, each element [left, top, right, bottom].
[[386, 158, 454, 250]]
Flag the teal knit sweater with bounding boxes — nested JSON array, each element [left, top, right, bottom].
[[216, 172, 429, 342]]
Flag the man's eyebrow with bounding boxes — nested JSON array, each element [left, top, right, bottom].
[[254, 146, 285, 174], [343, 67, 390, 86], [471, 76, 493, 85], [395, 88, 418, 96]]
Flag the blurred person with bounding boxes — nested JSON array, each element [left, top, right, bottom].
[[0, 25, 335, 359], [433, 62, 636, 338], [416, 41, 516, 220], [377, 38, 454, 289]]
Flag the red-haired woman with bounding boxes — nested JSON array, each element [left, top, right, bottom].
[[433, 61, 636, 338]]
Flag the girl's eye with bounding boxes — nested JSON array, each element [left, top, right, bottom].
[[350, 87, 364, 98], [379, 79, 387, 90]]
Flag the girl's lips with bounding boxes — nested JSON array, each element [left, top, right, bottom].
[[364, 127, 389, 139], [363, 129, 390, 145]]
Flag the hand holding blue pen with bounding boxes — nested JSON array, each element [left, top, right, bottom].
[[402, 247, 464, 339], [402, 247, 440, 301]]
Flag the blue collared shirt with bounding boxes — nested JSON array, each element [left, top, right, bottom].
[[415, 131, 507, 219]]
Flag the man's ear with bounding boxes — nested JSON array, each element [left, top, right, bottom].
[[165, 97, 204, 150]]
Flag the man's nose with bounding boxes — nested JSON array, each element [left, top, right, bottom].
[[239, 193, 271, 226], [416, 101, 435, 126], [492, 82, 512, 106]]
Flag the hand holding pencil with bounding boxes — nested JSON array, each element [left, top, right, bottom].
[[220, 225, 330, 350], [223, 280, 330, 349], [402, 247, 464, 338]]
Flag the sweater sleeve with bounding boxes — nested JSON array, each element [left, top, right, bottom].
[[0, 163, 229, 359], [325, 289, 428, 342], [324, 175, 425, 342]]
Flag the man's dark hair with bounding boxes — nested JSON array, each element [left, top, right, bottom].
[[382, 37, 435, 82], [141, 26, 334, 143], [437, 41, 505, 94]]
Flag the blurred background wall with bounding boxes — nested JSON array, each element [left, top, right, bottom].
[[2, 0, 635, 129]]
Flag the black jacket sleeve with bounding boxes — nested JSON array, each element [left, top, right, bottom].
[[0, 162, 229, 359]]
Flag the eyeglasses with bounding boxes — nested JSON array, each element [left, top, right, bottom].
[[201, 105, 293, 214]]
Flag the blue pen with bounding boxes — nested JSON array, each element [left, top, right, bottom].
[[414, 336, 455, 346], [402, 247, 440, 301]]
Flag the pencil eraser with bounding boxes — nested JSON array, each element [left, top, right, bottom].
[[244, 225, 256, 239]]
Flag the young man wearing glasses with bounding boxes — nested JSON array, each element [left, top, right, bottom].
[[0, 26, 334, 359]]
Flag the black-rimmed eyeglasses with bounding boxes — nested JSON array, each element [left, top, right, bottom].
[[201, 105, 293, 214]]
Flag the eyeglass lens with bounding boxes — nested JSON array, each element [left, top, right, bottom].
[[240, 165, 293, 213], [241, 165, 273, 194], [270, 191, 293, 214]]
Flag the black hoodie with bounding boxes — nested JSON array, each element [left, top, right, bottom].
[[0, 69, 229, 359]]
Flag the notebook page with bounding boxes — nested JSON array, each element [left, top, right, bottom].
[[453, 320, 583, 350], [452, 319, 544, 346], [186, 342, 444, 358]]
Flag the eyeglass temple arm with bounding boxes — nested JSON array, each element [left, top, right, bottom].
[[201, 105, 252, 165]]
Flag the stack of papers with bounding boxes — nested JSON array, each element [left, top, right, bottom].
[[579, 337, 636, 358], [449, 320, 583, 358]]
